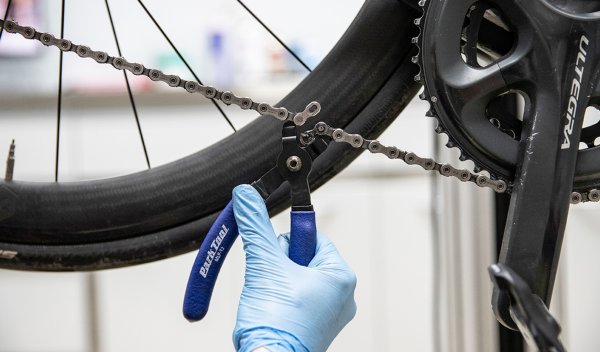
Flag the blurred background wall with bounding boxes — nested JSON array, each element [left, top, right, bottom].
[[0, 1, 598, 351]]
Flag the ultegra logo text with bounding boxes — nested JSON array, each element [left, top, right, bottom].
[[562, 35, 589, 150], [199, 224, 229, 278]]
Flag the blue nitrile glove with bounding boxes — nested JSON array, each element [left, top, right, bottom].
[[231, 185, 357, 352]]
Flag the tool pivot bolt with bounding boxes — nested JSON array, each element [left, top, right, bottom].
[[286, 156, 302, 172]]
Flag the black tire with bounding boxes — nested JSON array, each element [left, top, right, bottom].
[[0, 0, 421, 271]]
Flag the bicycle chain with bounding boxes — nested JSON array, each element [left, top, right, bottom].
[[0, 18, 514, 195], [301, 122, 508, 193], [4, 18, 598, 202], [0, 19, 321, 126]]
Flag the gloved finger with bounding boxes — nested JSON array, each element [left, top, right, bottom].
[[309, 232, 353, 272], [337, 294, 358, 332], [232, 185, 284, 260], [277, 232, 291, 256]]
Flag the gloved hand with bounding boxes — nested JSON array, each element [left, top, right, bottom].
[[232, 184, 357, 352]]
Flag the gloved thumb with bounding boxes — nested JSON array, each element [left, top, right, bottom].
[[232, 185, 283, 261]]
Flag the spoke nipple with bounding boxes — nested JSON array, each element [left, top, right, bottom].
[[5, 139, 15, 182]]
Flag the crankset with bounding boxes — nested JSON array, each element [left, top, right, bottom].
[[417, 0, 600, 199], [416, 0, 600, 346]]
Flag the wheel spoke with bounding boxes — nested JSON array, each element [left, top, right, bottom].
[[104, 0, 151, 169], [136, 0, 236, 132], [55, 0, 66, 182], [0, 0, 13, 42], [235, 0, 311, 72]]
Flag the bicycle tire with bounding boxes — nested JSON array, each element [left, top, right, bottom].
[[0, 0, 420, 271]]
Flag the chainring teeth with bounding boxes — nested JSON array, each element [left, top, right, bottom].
[[412, 0, 427, 85], [412, 0, 510, 188]]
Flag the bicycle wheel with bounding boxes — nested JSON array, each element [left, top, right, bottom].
[[0, 0, 421, 271]]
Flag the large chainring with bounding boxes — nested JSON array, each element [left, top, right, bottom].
[[416, 0, 600, 193]]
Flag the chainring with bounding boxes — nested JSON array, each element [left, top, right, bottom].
[[415, 0, 600, 193]]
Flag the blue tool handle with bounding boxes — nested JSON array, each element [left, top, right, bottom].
[[289, 211, 317, 266], [183, 200, 238, 322]]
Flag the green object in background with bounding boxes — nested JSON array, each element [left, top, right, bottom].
[[155, 52, 187, 72]]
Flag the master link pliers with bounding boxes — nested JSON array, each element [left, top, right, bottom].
[[182, 119, 330, 321]]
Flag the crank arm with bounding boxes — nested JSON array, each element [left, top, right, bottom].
[[492, 30, 596, 329]]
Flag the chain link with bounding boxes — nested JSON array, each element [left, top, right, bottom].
[[0, 19, 320, 126]]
